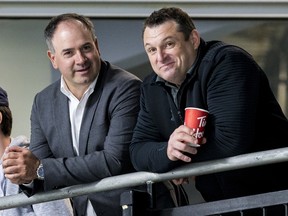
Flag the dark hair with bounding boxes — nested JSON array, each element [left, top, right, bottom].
[[0, 87, 9, 107], [0, 106, 12, 136], [143, 7, 196, 40], [44, 13, 96, 52]]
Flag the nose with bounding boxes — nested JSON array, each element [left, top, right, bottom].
[[156, 50, 165, 62], [75, 51, 87, 64]]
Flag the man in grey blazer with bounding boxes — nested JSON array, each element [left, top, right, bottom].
[[3, 13, 142, 216]]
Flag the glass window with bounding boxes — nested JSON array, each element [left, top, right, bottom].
[[210, 20, 288, 115]]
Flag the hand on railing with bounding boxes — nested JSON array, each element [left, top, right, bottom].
[[171, 178, 189, 185], [2, 146, 40, 185]]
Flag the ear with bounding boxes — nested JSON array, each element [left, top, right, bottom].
[[0, 112, 2, 124], [47, 50, 58, 69], [94, 38, 101, 56], [190, 29, 201, 50]]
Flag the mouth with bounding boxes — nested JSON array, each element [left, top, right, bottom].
[[75, 65, 91, 73], [159, 62, 174, 71]]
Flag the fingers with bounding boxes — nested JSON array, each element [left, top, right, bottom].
[[3, 146, 27, 163], [3, 147, 27, 167], [167, 145, 197, 162], [167, 125, 206, 162], [175, 125, 203, 144], [2, 148, 39, 184], [4, 145, 24, 154], [172, 178, 189, 185], [5, 172, 31, 184], [3, 160, 29, 184]]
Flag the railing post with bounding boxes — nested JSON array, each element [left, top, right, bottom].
[[120, 189, 151, 216], [146, 181, 155, 209]]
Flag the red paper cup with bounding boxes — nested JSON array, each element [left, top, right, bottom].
[[184, 107, 209, 143]]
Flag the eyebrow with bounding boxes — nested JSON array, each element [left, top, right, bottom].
[[61, 48, 73, 54], [144, 36, 175, 47], [60, 42, 92, 54]]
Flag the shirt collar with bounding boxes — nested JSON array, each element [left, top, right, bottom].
[[155, 64, 195, 89], [60, 75, 97, 99]]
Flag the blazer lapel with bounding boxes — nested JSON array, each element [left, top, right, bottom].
[[78, 72, 103, 156], [54, 92, 75, 156], [74, 60, 106, 156]]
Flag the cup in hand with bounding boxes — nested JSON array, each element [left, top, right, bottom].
[[184, 107, 209, 144]]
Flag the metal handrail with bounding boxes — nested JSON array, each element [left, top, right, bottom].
[[1, 147, 288, 210]]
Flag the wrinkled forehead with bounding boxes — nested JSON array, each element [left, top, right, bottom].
[[143, 21, 180, 44]]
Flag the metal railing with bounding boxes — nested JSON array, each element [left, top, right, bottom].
[[1, 147, 288, 211], [139, 189, 288, 216]]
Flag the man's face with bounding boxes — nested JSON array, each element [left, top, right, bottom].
[[143, 21, 199, 85], [47, 20, 101, 92]]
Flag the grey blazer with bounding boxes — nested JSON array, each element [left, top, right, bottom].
[[28, 61, 142, 216]]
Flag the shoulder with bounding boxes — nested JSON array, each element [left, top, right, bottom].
[[203, 40, 253, 62], [100, 62, 142, 91], [34, 80, 61, 100], [105, 61, 141, 82], [197, 40, 257, 78]]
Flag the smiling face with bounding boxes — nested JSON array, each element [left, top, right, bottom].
[[143, 20, 200, 86], [47, 20, 101, 94]]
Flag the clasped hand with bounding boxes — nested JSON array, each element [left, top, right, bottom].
[[2, 146, 40, 184]]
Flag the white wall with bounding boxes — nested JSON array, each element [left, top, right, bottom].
[[0, 19, 51, 138]]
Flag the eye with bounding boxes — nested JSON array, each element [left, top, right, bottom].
[[165, 41, 175, 48], [82, 44, 93, 52], [146, 47, 156, 54], [63, 50, 73, 57]]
